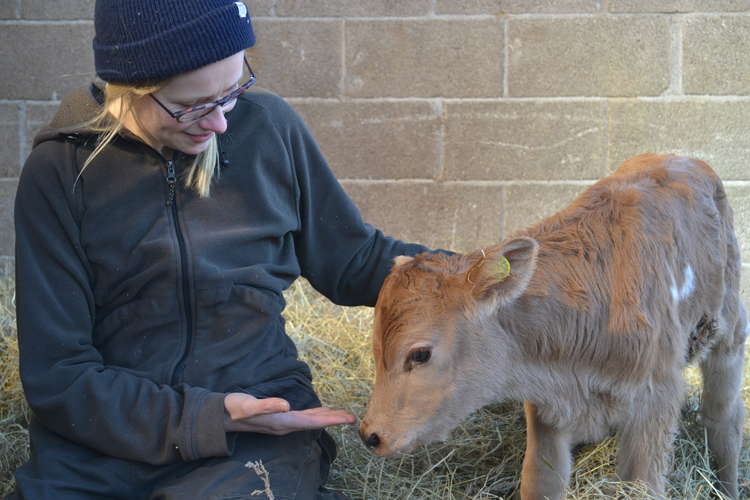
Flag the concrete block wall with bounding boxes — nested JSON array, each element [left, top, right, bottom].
[[1, 1, 749, 300]]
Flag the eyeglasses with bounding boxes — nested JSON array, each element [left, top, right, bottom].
[[150, 58, 256, 123]]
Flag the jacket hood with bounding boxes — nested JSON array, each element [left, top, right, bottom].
[[33, 84, 104, 148]]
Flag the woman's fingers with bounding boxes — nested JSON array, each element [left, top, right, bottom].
[[229, 407, 356, 435], [242, 396, 290, 416], [224, 393, 290, 420], [289, 407, 357, 427]]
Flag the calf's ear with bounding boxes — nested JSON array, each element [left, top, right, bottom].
[[470, 237, 539, 306]]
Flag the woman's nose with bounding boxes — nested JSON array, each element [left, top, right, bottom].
[[198, 106, 227, 134]]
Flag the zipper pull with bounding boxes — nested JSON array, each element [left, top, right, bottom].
[[166, 161, 177, 206]]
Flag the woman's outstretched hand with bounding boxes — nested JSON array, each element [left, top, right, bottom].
[[223, 392, 356, 435]]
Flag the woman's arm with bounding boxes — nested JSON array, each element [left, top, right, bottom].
[[279, 102, 432, 306]]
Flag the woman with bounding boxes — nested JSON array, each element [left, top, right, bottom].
[[8, 1, 434, 498]]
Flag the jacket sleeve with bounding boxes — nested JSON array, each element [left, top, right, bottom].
[[14, 141, 231, 465], [280, 103, 433, 306]]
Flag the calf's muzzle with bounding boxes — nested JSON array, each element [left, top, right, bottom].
[[362, 431, 380, 449]]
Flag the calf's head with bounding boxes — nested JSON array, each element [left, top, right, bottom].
[[360, 237, 539, 455]]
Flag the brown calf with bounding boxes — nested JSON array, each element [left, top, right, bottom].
[[360, 154, 747, 499]]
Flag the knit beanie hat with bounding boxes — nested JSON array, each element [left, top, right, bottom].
[[93, 0, 255, 84]]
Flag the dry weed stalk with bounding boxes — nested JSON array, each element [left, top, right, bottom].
[[245, 460, 274, 500]]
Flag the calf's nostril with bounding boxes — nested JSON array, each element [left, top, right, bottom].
[[364, 433, 380, 448]]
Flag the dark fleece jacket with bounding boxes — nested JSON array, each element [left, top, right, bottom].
[[13, 85, 429, 468]]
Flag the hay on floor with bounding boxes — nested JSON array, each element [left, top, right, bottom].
[[1, 277, 748, 499]]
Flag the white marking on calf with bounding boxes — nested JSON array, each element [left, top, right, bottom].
[[670, 265, 695, 303]]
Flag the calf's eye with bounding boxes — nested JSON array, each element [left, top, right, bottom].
[[408, 348, 432, 365]]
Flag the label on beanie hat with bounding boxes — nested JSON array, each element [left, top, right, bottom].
[[236, 2, 247, 18]]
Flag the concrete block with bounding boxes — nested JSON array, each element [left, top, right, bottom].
[[436, 0, 603, 14], [684, 16, 750, 95], [727, 185, 750, 264], [0, 179, 17, 256], [0, 23, 94, 100], [608, 99, 750, 180], [741, 264, 750, 306], [249, 0, 274, 16], [276, 0, 432, 16], [0, 104, 20, 178], [290, 100, 441, 180], [508, 16, 670, 97], [0, 256, 13, 277], [609, 0, 750, 12], [444, 100, 608, 181], [0, 1, 18, 18], [250, 20, 342, 97], [24, 103, 60, 159], [345, 19, 503, 98], [22, 0, 94, 19], [19, 0, 269, 18], [503, 183, 590, 236], [343, 181, 504, 252]]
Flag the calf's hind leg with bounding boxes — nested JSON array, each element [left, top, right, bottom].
[[520, 401, 572, 500], [699, 305, 747, 499]]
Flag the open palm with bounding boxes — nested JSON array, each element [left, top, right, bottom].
[[224, 392, 356, 435]]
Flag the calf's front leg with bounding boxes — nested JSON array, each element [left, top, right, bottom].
[[520, 401, 572, 500], [615, 379, 683, 498]]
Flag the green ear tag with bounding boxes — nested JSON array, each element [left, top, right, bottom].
[[496, 256, 511, 281]]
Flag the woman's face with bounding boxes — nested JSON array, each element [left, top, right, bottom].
[[127, 51, 246, 156]]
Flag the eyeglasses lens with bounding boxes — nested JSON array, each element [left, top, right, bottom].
[[175, 61, 255, 123]]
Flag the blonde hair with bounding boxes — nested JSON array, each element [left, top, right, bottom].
[[79, 81, 220, 197]]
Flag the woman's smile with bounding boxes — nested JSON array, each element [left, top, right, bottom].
[[185, 130, 213, 143]]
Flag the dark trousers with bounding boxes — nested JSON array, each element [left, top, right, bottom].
[[7, 420, 345, 500]]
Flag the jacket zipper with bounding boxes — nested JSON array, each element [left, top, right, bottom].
[[164, 160, 194, 385], [111, 135, 196, 386]]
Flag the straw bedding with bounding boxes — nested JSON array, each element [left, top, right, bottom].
[[1, 277, 748, 498]]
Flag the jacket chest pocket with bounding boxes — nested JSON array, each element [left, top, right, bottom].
[[194, 284, 285, 343]]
